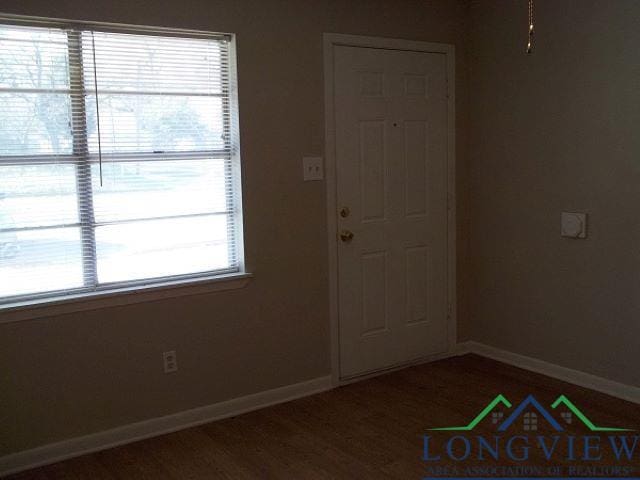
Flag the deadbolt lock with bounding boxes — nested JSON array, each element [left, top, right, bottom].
[[339, 206, 350, 218]]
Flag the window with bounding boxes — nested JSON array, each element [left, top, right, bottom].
[[0, 19, 243, 305], [523, 412, 537, 431]]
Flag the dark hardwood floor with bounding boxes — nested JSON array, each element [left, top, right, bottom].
[[7, 354, 640, 479]]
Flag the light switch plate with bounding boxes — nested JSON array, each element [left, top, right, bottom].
[[561, 212, 587, 238], [303, 157, 324, 181]]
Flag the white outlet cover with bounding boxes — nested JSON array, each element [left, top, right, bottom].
[[561, 212, 587, 238], [303, 157, 324, 181], [163, 350, 178, 373]]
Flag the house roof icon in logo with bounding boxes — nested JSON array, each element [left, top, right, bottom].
[[551, 395, 632, 432], [429, 394, 512, 431], [497, 395, 563, 432], [428, 393, 633, 432]]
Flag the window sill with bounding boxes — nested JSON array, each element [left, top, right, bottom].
[[0, 272, 253, 324]]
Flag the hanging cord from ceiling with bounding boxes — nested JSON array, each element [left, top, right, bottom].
[[527, 0, 535, 54]]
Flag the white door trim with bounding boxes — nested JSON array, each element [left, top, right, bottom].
[[323, 33, 457, 385]]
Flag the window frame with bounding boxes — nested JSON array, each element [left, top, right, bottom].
[[0, 14, 247, 313]]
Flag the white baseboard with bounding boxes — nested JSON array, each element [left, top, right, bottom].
[[5, 343, 638, 476], [457, 341, 640, 404], [0, 375, 333, 477]]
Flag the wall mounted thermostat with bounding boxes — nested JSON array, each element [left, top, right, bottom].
[[561, 212, 587, 239]]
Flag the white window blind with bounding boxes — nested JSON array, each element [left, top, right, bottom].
[[0, 19, 243, 304]]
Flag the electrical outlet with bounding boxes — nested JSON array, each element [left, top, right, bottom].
[[163, 350, 178, 373], [303, 157, 324, 181]]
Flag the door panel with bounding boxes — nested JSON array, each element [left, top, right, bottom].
[[335, 45, 449, 378], [405, 245, 428, 326], [404, 120, 428, 216], [361, 251, 388, 335], [359, 121, 386, 222]]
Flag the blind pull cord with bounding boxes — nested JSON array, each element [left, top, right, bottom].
[[90, 31, 104, 186]]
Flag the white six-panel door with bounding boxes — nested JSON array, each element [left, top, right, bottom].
[[334, 45, 449, 378]]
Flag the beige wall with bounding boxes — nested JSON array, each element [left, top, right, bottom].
[[4, 0, 638, 460], [0, 0, 469, 455], [468, 0, 640, 386]]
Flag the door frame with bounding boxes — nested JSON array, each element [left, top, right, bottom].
[[323, 33, 456, 385]]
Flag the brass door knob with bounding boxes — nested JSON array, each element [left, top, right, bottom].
[[339, 230, 354, 243]]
